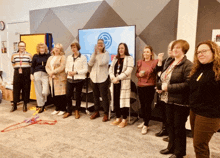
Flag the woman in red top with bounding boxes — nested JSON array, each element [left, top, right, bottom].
[[136, 46, 163, 134]]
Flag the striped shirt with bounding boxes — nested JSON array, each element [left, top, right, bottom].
[[11, 52, 32, 68]]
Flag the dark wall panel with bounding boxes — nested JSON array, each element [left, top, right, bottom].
[[196, 0, 220, 45]]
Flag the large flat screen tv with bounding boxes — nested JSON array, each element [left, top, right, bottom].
[[78, 25, 136, 65]]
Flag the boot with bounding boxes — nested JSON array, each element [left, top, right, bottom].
[[75, 110, 80, 119], [90, 111, 100, 119], [155, 123, 168, 137], [163, 136, 169, 142], [23, 103, 27, 112], [102, 114, 108, 122], [10, 102, 17, 112], [38, 106, 45, 113]]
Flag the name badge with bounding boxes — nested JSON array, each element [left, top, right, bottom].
[[19, 68, 22, 74]]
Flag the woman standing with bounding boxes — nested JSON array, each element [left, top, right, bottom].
[[11, 41, 32, 112], [136, 46, 159, 134], [155, 41, 174, 139], [158, 39, 193, 158], [88, 39, 110, 122], [31, 43, 50, 113], [189, 40, 220, 158], [64, 42, 88, 119], [109, 43, 134, 128], [46, 43, 67, 116]]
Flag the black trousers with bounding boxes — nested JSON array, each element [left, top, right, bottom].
[[166, 103, 189, 156], [13, 68, 31, 104], [91, 77, 110, 114], [138, 86, 155, 126], [113, 83, 129, 119], [52, 80, 66, 111], [158, 100, 167, 128], [66, 80, 84, 113]]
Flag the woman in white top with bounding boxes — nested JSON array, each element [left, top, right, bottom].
[[109, 43, 134, 128], [63, 42, 88, 119], [88, 39, 110, 122]]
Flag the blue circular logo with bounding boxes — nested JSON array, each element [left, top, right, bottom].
[[98, 32, 112, 49]]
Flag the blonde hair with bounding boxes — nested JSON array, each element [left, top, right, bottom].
[[51, 43, 65, 55], [142, 45, 154, 60], [36, 43, 48, 55], [167, 40, 175, 57], [190, 40, 220, 81]]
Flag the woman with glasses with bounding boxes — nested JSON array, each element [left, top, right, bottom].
[[88, 39, 110, 122], [189, 40, 220, 158], [11, 41, 32, 112]]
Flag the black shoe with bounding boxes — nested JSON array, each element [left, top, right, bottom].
[[169, 154, 183, 158], [23, 104, 27, 112], [10, 103, 17, 112], [163, 136, 169, 142], [155, 129, 168, 137], [160, 148, 174, 155], [38, 106, 45, 113]]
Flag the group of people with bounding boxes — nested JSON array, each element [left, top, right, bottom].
[[10, 39, 220, 158]]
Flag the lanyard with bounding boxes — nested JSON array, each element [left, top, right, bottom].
[[164, 58, 182, 79], [19, 52, 24, 68]]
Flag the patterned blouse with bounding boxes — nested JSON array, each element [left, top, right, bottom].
[[160, 64, 175, 103]]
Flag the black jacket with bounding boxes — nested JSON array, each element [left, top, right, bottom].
[[189, 62, 220, 118], [159, 56, 193, 105]]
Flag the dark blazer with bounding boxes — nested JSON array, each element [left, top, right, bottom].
[[159, 56, 193, 105]]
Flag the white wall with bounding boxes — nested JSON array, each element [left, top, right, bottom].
[[0, 0, 102, 82], [177, 0, 199, 62], [0, 0, 102, 40]]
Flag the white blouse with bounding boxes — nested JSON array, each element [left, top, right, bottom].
[[88, 51, 110, 83]]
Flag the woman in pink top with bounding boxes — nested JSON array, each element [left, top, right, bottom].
[[136, 46, 160, 135]]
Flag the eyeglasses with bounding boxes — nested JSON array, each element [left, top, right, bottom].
[[196, 49, 211, 55]]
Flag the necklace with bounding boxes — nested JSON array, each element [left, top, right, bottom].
[[116, 58, 124, 76]]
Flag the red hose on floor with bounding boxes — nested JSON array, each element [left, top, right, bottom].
[[1, 116, 57, 132]]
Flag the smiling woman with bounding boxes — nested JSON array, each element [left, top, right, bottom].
[[196, 45, 214, 64], [88, 39, 110, 122], [109, 43, 134, 128], [136, 45, 158, 134], [11, 41, 32, 112], [158, 39, 193, 158], [46, 43, 67, 116], [31, 43, 50, 113], [189, 40, 220, 158]]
